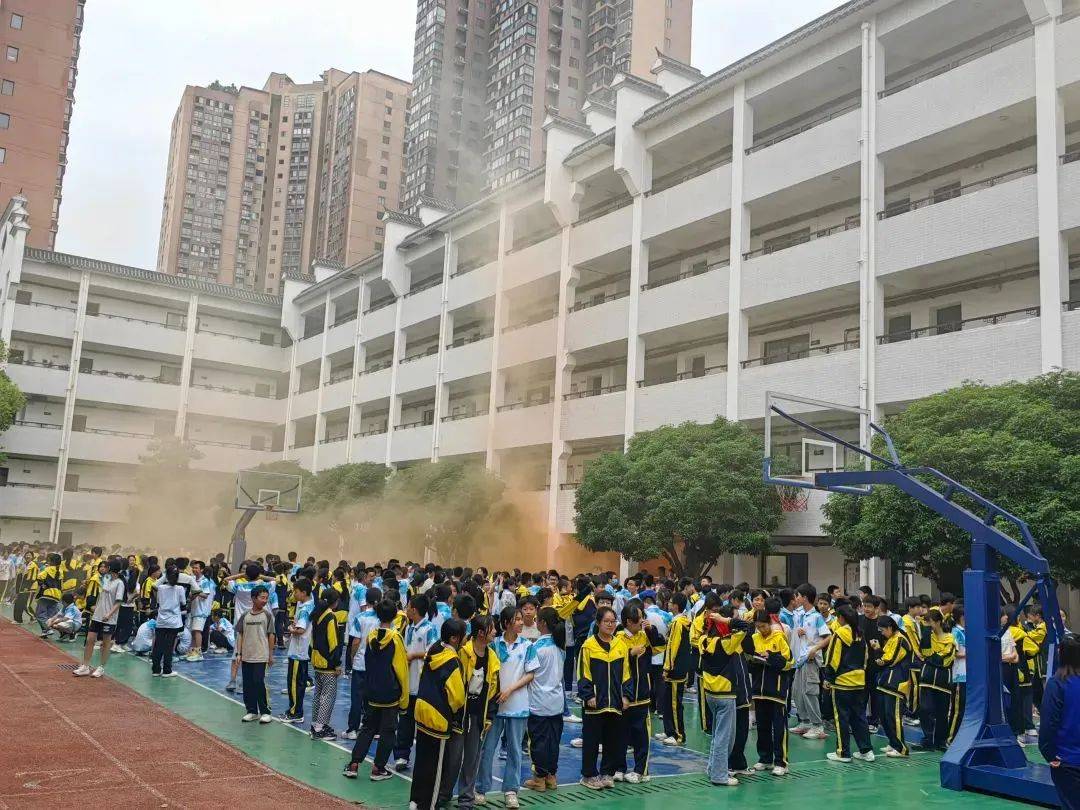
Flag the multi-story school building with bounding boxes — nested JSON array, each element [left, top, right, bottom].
[[2, 0, 1079, 605]]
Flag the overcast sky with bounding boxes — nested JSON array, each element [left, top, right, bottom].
[[55, 0, 844, 269]]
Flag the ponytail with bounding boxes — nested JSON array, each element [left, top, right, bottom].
[[538, 607, 566, 650]]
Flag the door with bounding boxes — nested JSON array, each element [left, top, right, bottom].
[[886, 313, 911, 343], [71, 414, 87, 432], [934, 304, 962, 335], [764, 334, 809, 365], [250, 435, 266, 451], [165, 311, 186, 330], [64, 473, 79, 492], [159, 364, 182, 385], [78, 357, 93, 373], [0, 468, 8, 486], [57, 531, 73, 548], [689, 355, 706, 378]]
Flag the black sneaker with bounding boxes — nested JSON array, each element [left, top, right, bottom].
[[370, 766, 393, 782], [311, 726, 336, 740], [279, 713, 303, 724], [343, 762, 360, 779]]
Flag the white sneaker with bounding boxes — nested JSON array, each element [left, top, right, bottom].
[[91, 666, 104, 678], [827, 752, 852, 763], [504, 792, 519, 809], [570, 737, 583, 749], [881, 745, 896, 754], [564, 712, 582, 723], [802, 727, 827, 740], [613, 771, 624, 782], [73, 664, 91, 677], [259, 714, 273, 724], [395, 758, 409, 770], [753, 762, 769, 771], [599, 776, 615, 788], [772, 766, 788, 776], [854, 751, 875, 762], [340, 730, 358, 740], [162, 672, 178, 678], [473, 794, 487, 806], [712, 777, 739, 786], [653, 731, 667, 740], [662, 736, 679, 746], [886, 749, 907, 758], [624, 772, 642, 784], [242, 713, 258, 722]]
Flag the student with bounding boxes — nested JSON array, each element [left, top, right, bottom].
[[643, 591, 672, 716], [917, 608, 957, 751], [661, 592, 692, 745], [344, 599, 410, 781], [309, 587, 343, 740], [520, 596, 541, 641], [873, 615, 913, 757], [46, 593, 82, 640], [616, 603, 657, 783], [790, 583, 831, 740], [281, 578, 315, 724], [73, 558, 126, 678], [1005, 606, 1040, 744], [129, 617, 156, 655], [746, 608, 793, 775], [476, 606, 538, 809], [344, 586, 382, 740], [34, 552, 64, 636], [185, 559, 215, 662], [577, 605, 628, 790], [394, 594, 439, 770], [949, 606, 967, 744], [235, 585, 276, 723], [207, 609, 235, 653], [1001, 606, 1026, 740], [823, 604, 873, 763], [150, 566, 187, 678], [1039, 635, 1080, 808], [699, 605, 752, 786], [523, 607, 568, 792], [456, 615, 500, 809], [409, 619, 467, 810]]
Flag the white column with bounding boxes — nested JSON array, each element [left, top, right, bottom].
[[623, 195, 647, 447], [345, 284, 367, 462], [282, 342, 298, 459], [431, 233, 455, 462], [49, 270, 89, 544], [726, 83, 752, 421], [1033, 10, 1068, 371], [384, 297, 405, 467], [546, 226, 576, 567], [311, 294, 333, 472], [173, 294, 200, 438], [484, 205, 510, 470], [0, 196, 29, 346]]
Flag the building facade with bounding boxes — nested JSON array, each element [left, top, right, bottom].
[[4, 0, 1080, 606], [0, 0, 84, 251], [157, 70, 410, 294]]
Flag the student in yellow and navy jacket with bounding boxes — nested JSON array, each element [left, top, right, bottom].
[[901, 596, 931, 712], [661, 592, 692, 744], [744, 608, 793, 774], [615, 603, 658, 782], [409, 618, 467, 810], [698, 606, 752, 786], [691, 592, 722, 735], [456, 615, 501, 808], [34, 553, 64, 635], [344, 599, 409, 780], [577, 605, 630, 789], [1005, 607, 1040, 741], [309, 588, 343, 740], [1025, 605, 1048, 717], [872, 614, 914, 757], [917, 608, 957, 751], [823, 604, 872, 762]]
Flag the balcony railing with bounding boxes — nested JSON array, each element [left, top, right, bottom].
[[441, 409, 488, 422], [1066, 300, 1080, 312], [190, 438, 252, 449], [878, 165, 1035, 220], [12, 419, 61, 429], [741, 339, 859, 369], [395, 419, 434, 430], [636, 364, 728, 387], [744, 219, 859, 260], [354, 426, 388, 437], [641, 261, 727, 291], [191, 382, 275, 398], [3, 481, 52, 489], [559, 482, 581, 490], [364, 297, 396, 314], [90, 310, 185, 330], [503, 314, 555, 332], [649, 150, 733, 195], [405, 276, 443, 297], [451, 257, 489, 278], [876, 305, 1040, 343], [568, 288, 630, 313], [878, 26, 1034, 99], [577, 195, 632, 225], [199, 327, 277, 345], [82, 367, 182, 385], [361, 358, 393, 375], [78, 486, 137, 496], [746, 100, 860, 155], [400, 344, 439, 363], [563, 383, 626, 400], [7, 358, 70, 370], [446, 332, 493, 349], [333, 312, 358, 327], [21, 300, 76, 313], [322, 434, 348, 444], [82, 427, 155, 439], [1062, 151, 1080, 166], [325, 369, 354, 385], [497, 396, 553, 412]]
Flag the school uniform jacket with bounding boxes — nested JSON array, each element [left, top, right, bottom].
[[698, 627, 750, 701], [875, 633, 914, 698], [36, 565, 62, 601], [919, 632, 957, 692], [311, 606, 343, 673], [577, 634, 630, 715], [459, 640, 501, 731], [414, 641, 467, 740], [744, 630, 793, 704], [364, 627, 410, 709], [1008, 624, 1039, 687], [663, 613, 693, 683], [823, 624, 868, 690], [618, 628, 655, 707]]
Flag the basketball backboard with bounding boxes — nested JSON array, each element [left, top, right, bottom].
[[235, 469, 302, 513]]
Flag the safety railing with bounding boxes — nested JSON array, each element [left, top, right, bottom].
[[441, 409, 488, 422], [7, 358, 70, 370], [568, 288, 630, 313], [563, 383, 626, 400], [877, 166, 1035, 220], [649, 150, 733, 195], [82, 368, 181, 385], [12, 419, 61, 429], [354, 426, 388, 437], [743, 219, 859, 260], [641, 261, 728, 291], [876, 306, 1040, 343], [190, 382, 275, 398], [360, 359, 393, 375], [746, 100, 859, 154], [496, 397, 553, 412], [741, 339, 859, 368], [446, 332, 493, 349], [400, 344, 439, 363]]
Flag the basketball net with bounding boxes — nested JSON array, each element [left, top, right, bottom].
[[777, 484, 810, 512], [265, 505, 278, 521]]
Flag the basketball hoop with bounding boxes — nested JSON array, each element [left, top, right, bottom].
[[265, 505, 278, 521], [777, 484, 810, 512]]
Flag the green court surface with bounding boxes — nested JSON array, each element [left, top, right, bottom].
[[6, 615, 1031, 809]]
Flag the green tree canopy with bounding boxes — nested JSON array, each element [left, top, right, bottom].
[[304, 463, 388, 514], [822, 372, 1080, 594], [0, 340, 26, 437], [574, 418, 783, 578]]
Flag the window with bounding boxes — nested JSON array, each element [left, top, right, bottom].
[[0, 112, 9, 129], [382, 135, 391, 145], [10, 13, 22, 30], [763, 333, 809, 365], [84, 302, 100, 316], [14, 289, 31, 304], [885, 313, 911, 343], [933, 181, 961, 204], [934, 304, 962, 335], [1, 79, 13, 96], [64, 473, 79, 493], [6, 46, 18, 61], [78, 357, 94, 373], [0, 147, 6, 165], [71, 414, 87, 432], [761, 553, 808, 588], [688, 355, 706, 378]]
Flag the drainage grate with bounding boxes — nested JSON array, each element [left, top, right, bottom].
[[56, 663, 78, 671]]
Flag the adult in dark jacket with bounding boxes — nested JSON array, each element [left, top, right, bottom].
[[1040, 636, 1080, 809]]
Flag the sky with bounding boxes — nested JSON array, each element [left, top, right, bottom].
[[55, 0, 845, 269]]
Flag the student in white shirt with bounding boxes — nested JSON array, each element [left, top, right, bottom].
[[151, 566, 187, 677], [74, 559, 126, 679], [207, 610, 235, 653], [393, 594, 439, 770], [129, 618, 156, 655], [523, 608, 567, 791], [282, 578, 315, 723], [344, 586, 382, 739]]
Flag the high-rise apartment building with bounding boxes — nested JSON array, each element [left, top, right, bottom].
[[157, 70, 409, 293], [404, 0, 693, 207], [0, 0, 85, 251]]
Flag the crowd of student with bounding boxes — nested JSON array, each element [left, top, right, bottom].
[[3, 540, 1080, 810]]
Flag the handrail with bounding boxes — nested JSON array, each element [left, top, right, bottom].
[[395, 419, 433, 430], [80, 487, 137, 495], [441, 409, 488, 422], [450, 257, 489, 278], [332, 312, 358, 327], [1062, 151, 1080, 166], [190, 382, 274, 398], [364, 298, 396, 314], [649, 151, 733, 195], [325, 370, 354, 385], [354, 426, 388, 437], [90, 310, 181, 329], [81, 368, 181, 385], [4, 481, 53, 489], [82, 427, 155, 438], [7, 358, 70, 370], [878, 26, 1034, 99], [741, 339, 858, 368], [404, 276, 442, 297], [1066, 300, 1080, 312], [641, 261, 727, 291], [198, 327, 276, 345], [508, 229, 560, 253], [21, 301, 76, 313], [744, 219, 859, 259], [400, 345, 439, 363], [496, 397, 552, 412], [446, 332, 493, 349], [12, 419, 61, 429], [877, 305, 1040, 343], [563, 383, 626, 400], [296, 382, 319, 394], [568, 288, 630, 313], [322, 435, 348, 444], [745, 100, 859, 154], [361, 359, 393, 375], [503, 314, 556, 332], [190, 438, 250, 449], [675, 364, 727, 380], [577, 195, 632, 225], [877, 165, 1035, 220]]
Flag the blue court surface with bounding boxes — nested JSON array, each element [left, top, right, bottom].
[[123, 650, 706, 785]]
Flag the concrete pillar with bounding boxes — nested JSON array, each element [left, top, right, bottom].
[[311, 294, 332, 472], [0, 195, 30, 346], [49, 270, 89, 544], [384, 297, 405, 467], [623, 195, 648, 448], [432, 234, 455, 462], [173, 294, 200, 439], [726, 82, 753, 421], [485, 205, 510, 470], [345, 284, 366, 462], [546, 226, 576, 567], [283, 342, 298, 458]]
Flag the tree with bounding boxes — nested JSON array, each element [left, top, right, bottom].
[[0, 339, 26, 438], [574, 418, 783, 578], [304, 463, 388, 514], [822, 372, 1080, 594]]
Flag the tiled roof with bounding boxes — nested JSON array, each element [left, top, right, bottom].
[[563, 128, 615, 165], [381, 210, 425, 228]]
